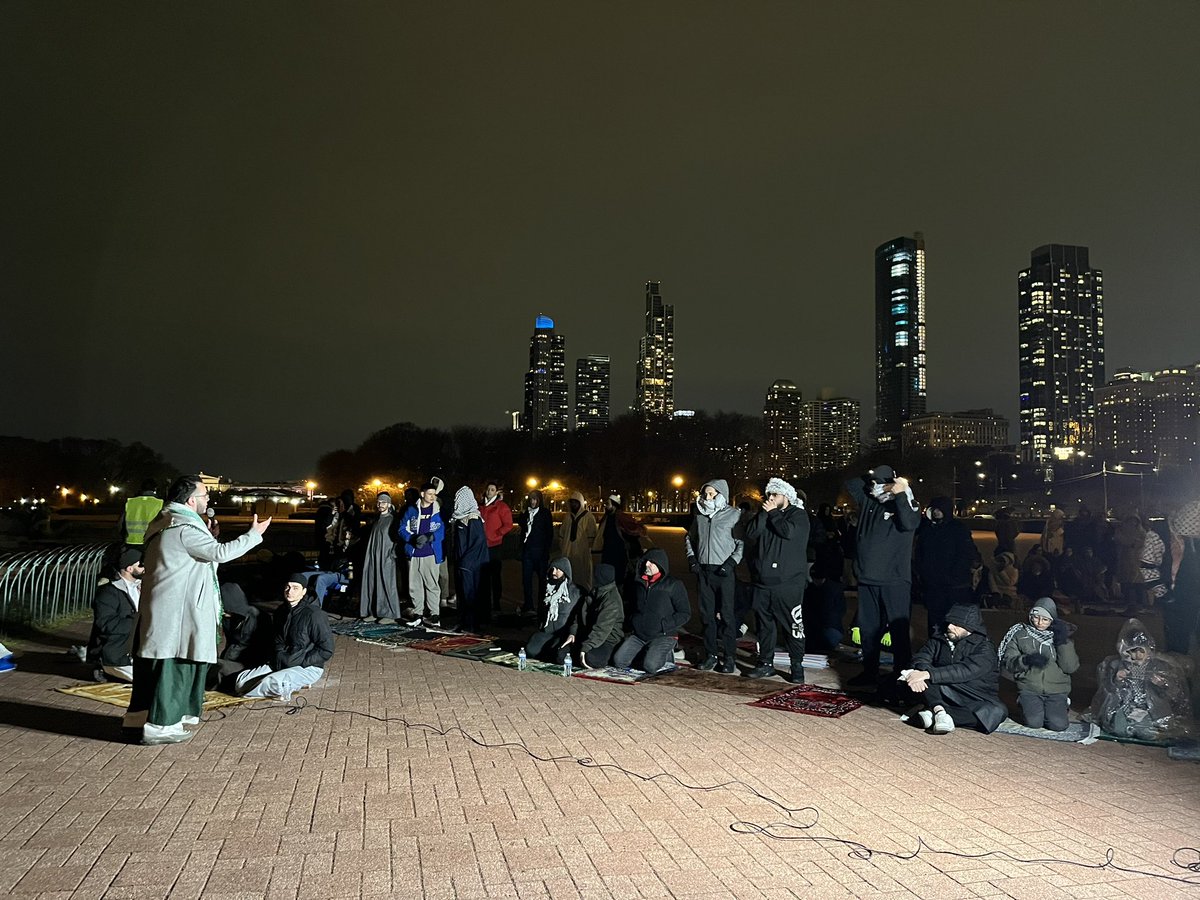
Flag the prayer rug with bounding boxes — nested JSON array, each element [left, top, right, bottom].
[[481, 651, 566, 675], [1168, 742, 1200, 761], [330, 620, 405, 638], [441, 643, 505, 661], [56, 682, 256, 711], [573, 666, 649, 685], [408, 634, 497, 654], [994, 718, 1101, 744], [746, 684, 862, 718], [649, 666, 786, 699]]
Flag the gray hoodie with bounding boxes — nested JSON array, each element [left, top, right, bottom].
[[685, 479, 744, 569]]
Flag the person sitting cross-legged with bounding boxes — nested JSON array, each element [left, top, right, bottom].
[[900, 603, 1006, 735], [613, 550, 690, 674], [235, 573, 334, 701], [560, 563, 625, 668]]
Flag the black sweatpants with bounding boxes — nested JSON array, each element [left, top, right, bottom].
[[697, 569, 737, 662], [752, 582, 806, 670], [857, 581, 912, 675]]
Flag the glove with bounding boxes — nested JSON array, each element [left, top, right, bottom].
[[715, 565, 729, 578], [412, 533, 431, 549], [1022, 652, 1049, 669], [1048, 619, 1071, 646], [688, 560, 700, 575]]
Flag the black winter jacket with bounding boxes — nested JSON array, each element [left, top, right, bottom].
[[846, 476, 920, 585], [742, 504, 810, 586], [570, 580, 625, 652], [88, 581, 137, 667], [914, 497, 976, 589], [630, 549, 691, 639], [273, 595, 336, 670]]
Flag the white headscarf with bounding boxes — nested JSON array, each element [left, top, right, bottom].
[[764, 477, 804, 510]]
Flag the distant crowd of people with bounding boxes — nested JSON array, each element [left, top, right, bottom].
[[83, 468, 1200, 745]]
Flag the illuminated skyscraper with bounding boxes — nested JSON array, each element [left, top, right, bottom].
[[522, 314, 568, 436], [799, 396, 861, 475], [874, 233, 927, 449], [635, 281, 674, 417], [1018, 245, 1105, 465], [574, 355, 611, 431], [763, 380, 802, 479], [1094, 367, 1197, 469]]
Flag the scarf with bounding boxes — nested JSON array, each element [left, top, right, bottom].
[[523, 506, 539, 541], [696, 491, 728, 518], [543, 578, 571, 629], [154, 502, 222, 617], [452, 486, 480, 522], [997, 622, 1055, 664]]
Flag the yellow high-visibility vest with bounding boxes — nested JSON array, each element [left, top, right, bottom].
[[124, 495, 164, 545]]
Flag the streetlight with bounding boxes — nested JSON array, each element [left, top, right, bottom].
[[306, 481, 316, 501], [671, 475, 684, 512], [526, 476, 538, 489]]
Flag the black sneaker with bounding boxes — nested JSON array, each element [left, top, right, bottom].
[[697, 655, 718, 671], [717, 660, 737, 674], [423, 616, 441, 628], [784, 669, 805, 684], [743, 664, 776, 679]]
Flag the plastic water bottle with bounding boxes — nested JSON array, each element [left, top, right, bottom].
[[563, 656, 573, 678], [517, 647, 527, 671]]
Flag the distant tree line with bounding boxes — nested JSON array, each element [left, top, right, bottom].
[[0, 436, 178, 504]]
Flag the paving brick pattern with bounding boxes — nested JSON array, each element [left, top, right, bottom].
[[3, 625, 1200, 900]]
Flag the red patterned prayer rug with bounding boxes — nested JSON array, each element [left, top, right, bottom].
[[746, 684, 862, 718], [408, 634, 497, 654]]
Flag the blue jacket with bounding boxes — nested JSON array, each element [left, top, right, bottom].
[[401, 502, 445, 564]]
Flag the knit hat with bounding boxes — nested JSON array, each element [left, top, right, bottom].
[[608, 493, 622, 508], [594, 563, 616, 587], [376, 491, 392, 504], [1029, 598, 1058, 621], [116, 547, 143, 570], [287, 572, 312, 589], [764, 477, 804, 510]]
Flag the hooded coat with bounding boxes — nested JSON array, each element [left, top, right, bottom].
[[570, 568, 625, 653], [998, 597, 1080, 694], [557, 491, 598, 590], [629, 549, 691, 640], [911, 603, 1006, 733], [913, 497, 975, 589], [541, 556, 583, 632], [137, 503, 264, 663], [685, 478, 744, 569]]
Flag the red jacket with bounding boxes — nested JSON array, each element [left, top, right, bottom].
[[480, 498, 514, 549]]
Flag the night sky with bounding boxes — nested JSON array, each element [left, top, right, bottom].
[[3, 3, 1197, 480]]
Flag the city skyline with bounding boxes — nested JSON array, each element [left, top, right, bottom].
[[2, 4, 1197, 478]]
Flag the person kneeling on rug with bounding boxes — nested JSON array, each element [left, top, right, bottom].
[[235, 574, 334, 701], [613, 550, 690, 673], [525, 558, 584, 662], [900, 604, 1005, 735], [561, 563, 625, 668], [86, 547, 144, 683], [997, 598, 1079, 731]]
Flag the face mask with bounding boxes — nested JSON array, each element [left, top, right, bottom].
[[870, 482, 889, 499], [547, 572, 566, 586]]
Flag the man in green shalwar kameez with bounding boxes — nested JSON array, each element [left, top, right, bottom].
[[124, 474, 271, 745]]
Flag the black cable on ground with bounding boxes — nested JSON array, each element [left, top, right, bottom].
[[211, 696, 1200, 888]]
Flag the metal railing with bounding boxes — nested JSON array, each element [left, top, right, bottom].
[[0, 543, 109, 626]]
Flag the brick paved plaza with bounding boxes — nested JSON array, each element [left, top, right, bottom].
[[2, 532, 1199, 899]]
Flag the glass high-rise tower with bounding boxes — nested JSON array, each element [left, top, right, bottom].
[[574, 355, 611, 431], [874, 234, 927, 449], [523, 314, 569, 436], [635, 281, 674, 418], [763, 379, 802, 479], [1017, 245, 1104, 465]]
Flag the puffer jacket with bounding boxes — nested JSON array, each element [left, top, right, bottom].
[[685, 479, 744, 569], [629, 549, 691, 639]]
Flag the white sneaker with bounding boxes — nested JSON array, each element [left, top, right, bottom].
[[181, 715, 200, 726], [930, 709, 955, 735], [900, 706, 933, 729]]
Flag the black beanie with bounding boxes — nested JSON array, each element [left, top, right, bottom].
[[594, 563, 616, 587]]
